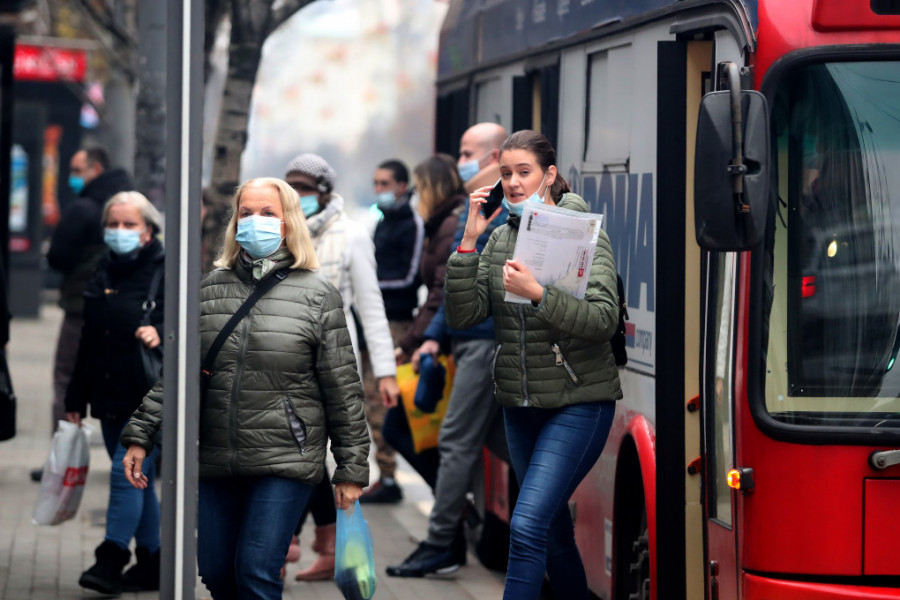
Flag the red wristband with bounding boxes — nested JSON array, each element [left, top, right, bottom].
[[457, 246, 476, 253]]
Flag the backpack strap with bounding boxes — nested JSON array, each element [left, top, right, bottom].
[[200, 270, 288, 379]]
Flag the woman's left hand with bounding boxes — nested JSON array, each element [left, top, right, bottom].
[[334, 482, 364, 510], [503, 259, 544, 302], [136, 325, 161, 349]]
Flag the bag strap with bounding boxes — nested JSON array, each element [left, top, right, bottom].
[[201, 270, 288, 378], [139, 262, 165, 327]]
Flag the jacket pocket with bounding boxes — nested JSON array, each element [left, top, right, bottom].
[[551, 343, 580, 385], [490, 344, 502, 393], [282, 398, 307, 454]]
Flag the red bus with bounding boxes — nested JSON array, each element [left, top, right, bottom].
[[435, 1, 900, 598]]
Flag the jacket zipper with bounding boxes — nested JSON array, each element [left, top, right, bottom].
[[551, 343, 580, 384], [229, 317, 252, 473], [490, 343, 501, 396], [282, 398, 307, 454], [518, 304, 529, 406]]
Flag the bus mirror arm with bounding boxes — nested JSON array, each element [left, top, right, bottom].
[[725, 62, 750, 215], [869, 449, 900, 470]]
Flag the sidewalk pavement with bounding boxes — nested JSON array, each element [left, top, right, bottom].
[[0, 299, 506, 599]]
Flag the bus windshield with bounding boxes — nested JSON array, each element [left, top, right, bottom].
[[766, 60, 900, 429]]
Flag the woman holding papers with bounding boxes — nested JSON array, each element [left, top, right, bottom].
[[444, 130, 622, 600]]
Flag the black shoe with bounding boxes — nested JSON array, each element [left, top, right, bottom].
[[358, 479, 403, 504], [120, 547, 160, 592], [386, 541, 465, 578], [78, 540, 131, 595], [30, 468, 43, 483]]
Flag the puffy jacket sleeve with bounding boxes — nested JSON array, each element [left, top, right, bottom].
[[444, 229, 497, 330], [345, 227, 396, 379], [120, 381, 164, 453], [533, 228, 619, 341], [315, 288, 371, 487]]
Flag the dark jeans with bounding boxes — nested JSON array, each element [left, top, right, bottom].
[[382, 405, 439, 490], [294, 475, 337, 535], [197, 476, 313, 600], [100, 419, 160, 552], [502, 401, 616, 600]]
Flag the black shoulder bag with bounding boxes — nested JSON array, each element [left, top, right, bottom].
[[200, 270, 288, 400], [136, 263, 165, 393]]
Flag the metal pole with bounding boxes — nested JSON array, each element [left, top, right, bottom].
[[162, 0, 203, 597]]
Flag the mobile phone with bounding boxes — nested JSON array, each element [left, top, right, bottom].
[[480, 179, 504, 218]]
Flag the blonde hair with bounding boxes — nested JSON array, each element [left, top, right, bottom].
[[214, 177, 319, 270], [102, 191, 163, 234]]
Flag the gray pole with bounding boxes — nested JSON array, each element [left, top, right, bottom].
[[135, 0, 167, 207], [162, 0, 203, 597]]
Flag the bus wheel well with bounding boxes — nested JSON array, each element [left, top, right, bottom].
[[614, 436, 650, 600]]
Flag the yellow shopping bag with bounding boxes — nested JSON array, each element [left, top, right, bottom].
[[396, 355, 455, 453]]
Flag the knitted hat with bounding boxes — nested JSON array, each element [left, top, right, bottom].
[[285, 153, 336, 193]]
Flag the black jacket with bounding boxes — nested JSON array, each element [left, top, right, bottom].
[[48, 168, 135, 314], [65, 238, 165, 422], [373, 194, 424, 321]]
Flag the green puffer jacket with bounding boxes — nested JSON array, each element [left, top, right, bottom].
[[445, 193, 623, 408], [121, 258, 370, 486]]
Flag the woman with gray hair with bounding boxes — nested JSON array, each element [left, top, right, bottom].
[[64, 190, 166, 595]]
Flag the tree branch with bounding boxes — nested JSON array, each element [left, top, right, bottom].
[[76, 0, 138, 51], [267, 0, 315, 36]]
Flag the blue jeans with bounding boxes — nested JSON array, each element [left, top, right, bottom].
[[197, 476, 314, 600], [502, 401, 616, 600], [101, 419, 161, 552]]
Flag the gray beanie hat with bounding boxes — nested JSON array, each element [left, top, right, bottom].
[[285, 153, 336, 193]]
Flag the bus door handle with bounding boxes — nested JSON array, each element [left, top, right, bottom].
[[870, 450, 900, 470]]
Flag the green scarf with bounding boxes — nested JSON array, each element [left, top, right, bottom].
[[239, 246, 293, 281]]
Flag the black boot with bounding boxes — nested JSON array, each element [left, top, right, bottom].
[[78, 540, 130, 595], [120, 546, 160, 592]]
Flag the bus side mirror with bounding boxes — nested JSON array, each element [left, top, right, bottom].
[[694, 89, 770, 250]]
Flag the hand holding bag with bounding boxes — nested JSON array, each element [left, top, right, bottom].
[[0, 351, 16, 442], [334, 500, 377, 600], [396, 355, 456, 453], [33, 420, 92, 525]]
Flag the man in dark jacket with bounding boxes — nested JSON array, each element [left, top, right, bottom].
[[387, 124, 511, 577], [362, 159, 424, 503], [32, 147, 134, 481]]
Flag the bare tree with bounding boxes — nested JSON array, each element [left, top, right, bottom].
[[202, 0, 317, 271]]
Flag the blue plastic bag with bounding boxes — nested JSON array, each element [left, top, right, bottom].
[[334, 500, 377, 600]]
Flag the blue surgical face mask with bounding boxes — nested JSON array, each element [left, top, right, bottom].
[[502, 173, 548, 217], [375, 191, 396, 210], [235, 215, 284, 259], [104, 228, 144, 255], [69, 175, 85, 195], [299, 195, 320, 217], [457, 150, 492, 182]]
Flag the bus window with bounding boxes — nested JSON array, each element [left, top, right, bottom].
[[708, 252, 737, 525], [764, 61, 900, 429], [584, 44, 632, 170]]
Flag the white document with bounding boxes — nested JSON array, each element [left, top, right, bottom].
[[505, 203, 603, 303]]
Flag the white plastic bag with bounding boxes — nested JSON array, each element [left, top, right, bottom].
[[33, 420, 91, 525]]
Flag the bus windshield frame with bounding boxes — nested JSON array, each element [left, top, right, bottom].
[[752, 46, 900, 444]]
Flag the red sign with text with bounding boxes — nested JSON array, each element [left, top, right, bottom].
[[14, 44, 87, 83]]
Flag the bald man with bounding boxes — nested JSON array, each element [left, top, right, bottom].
[[387, 123, 510, 578], [457, 122, 508, 193]]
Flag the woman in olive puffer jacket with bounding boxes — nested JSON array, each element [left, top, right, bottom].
[[445, 131, 621, 600], [120, 178, 370, 600]]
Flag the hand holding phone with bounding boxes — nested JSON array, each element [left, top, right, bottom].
[[480, 179, 504, 219]]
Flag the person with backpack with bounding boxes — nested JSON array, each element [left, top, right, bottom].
[[120, 178, 370, 600], [445, 130, 622, 600]]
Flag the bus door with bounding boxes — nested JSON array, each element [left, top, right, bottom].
[[700, 30, 746, 600], [511, 59, 559, 148]]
